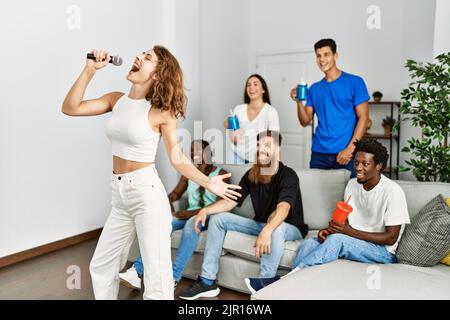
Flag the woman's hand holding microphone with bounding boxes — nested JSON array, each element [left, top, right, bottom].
[[86, 49, 111, 71]]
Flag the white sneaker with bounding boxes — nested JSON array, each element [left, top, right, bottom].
[[119, 266, 141, 290], [281, 267, 300, 279]]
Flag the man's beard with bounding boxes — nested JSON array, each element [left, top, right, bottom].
[[248, 152, 277, 184]]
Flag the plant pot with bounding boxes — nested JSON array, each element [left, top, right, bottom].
[[383, 125, 392, 136], [373, 96, 382, 103]]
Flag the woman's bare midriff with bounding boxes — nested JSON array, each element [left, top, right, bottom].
[[112, 156, 154, 174]]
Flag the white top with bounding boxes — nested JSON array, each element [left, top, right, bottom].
[[105, 95, 160, 163], [345, 175, 410, 254], [231, 103, 280, 162]]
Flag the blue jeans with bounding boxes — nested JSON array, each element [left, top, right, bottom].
[[133, 216, 209, 281], [292, 233, 397, 269], [310, 152, 356, 178], [201, 212, 302, 280]]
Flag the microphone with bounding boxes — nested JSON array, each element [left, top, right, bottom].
[[86, 53, 123, 66]]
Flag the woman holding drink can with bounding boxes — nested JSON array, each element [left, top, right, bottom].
[[223, 74, 280, 164]]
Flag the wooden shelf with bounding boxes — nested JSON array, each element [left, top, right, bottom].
[[365, 133, 399, 140], [382, 167, 398, 174], [369, 101, 401, 105]]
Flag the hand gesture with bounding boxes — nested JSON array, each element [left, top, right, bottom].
[[318, 229, 330, 243], [194, 210, 208, 234], [206, 173, 241, 201], [254, 228, 272, 258], [290, 87, 299, 101], [173, 210, 194, 220], [337, 147, 354, 165], [328, 220, 353, 236]]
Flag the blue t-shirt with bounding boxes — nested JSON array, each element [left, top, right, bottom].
[[306, 71, 370, 154]]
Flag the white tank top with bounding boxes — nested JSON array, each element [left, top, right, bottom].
[[105, 95, 160, 162]]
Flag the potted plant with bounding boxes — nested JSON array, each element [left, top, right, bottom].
[[382, 116, 396, 136], [372, 91, 383, 102], [398, 52, 450, 182]]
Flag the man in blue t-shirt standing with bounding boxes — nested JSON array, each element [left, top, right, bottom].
[[290, 38, 370, 178]]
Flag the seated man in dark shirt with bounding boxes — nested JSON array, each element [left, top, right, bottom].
[[178, 130, 308, 300]]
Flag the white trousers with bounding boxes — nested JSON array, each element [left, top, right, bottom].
[[89, 164, 174, 300]]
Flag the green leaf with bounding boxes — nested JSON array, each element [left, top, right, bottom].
[[399, 53, 450, 182], [401, 147, 411, 152], [399, 166, 411, 173]]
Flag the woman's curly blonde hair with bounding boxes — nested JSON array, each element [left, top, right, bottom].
[[145, 46, 187, 119]]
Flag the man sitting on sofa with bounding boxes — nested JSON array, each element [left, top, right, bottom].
[[178, 130, 308, 300], [247, 138, 411, 293]]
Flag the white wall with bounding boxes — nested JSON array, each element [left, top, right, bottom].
[[433, 0, 450, 56], [248, 0, 436, 180], [199, 0, 249, 162], [199, 0, 437, 179], [155, 0, 201, 192], [0, 0, 169, 257], [248, 0, 431, 101]]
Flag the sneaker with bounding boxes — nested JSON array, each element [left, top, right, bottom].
[[178, 277, 220, 300], [119, 266, 141, 290], [244, 275, 280, 295]]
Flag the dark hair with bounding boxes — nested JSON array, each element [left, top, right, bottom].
[[257, 130, 282, 147], [244, 74, 271, 105], [353, 138, 389, 170], [314, 38, 337, 54], [147, 45, 187, 119], [192, 139, 213, 165], [192, 139, 214, 207], [249, 130, 282, 184]]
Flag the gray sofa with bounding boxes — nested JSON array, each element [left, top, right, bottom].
[[127, 164, 450, 299]]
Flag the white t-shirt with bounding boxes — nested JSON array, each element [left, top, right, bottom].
[[231, 103, 280, 162], [345, 175, 410, 254]]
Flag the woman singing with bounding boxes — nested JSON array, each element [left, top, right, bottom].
[[61, 46, 241, 300]]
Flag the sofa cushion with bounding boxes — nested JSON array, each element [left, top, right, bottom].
[[217, 254, 262, 294], [221, 165, 350, 229], [396, 194, 450, 267], [251, 259, 450, 300], [441, 252, 450, 266], [296, 169, 350, 230], [396, 181, 450, 219], [222, 230, 319, 269], [171, 229, 226, 256]]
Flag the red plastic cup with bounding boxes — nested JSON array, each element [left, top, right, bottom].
[[332, 201, 353, 224]]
